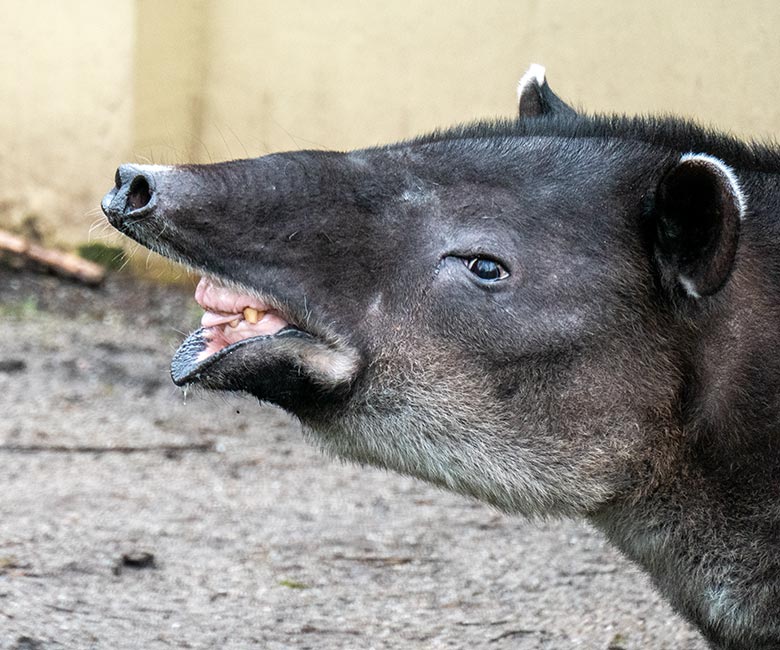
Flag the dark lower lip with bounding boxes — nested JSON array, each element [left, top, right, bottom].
[[170, 326, 311, 386]]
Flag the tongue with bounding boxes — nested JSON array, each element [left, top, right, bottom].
[[193, 277, 292, 362], [201, 311, 242, 328], [198, 312, 291, 361]]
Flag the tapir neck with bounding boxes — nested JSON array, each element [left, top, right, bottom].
[[591, 434, 780, 649]]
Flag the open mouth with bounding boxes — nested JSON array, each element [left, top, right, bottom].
[[194, 276, 297, 360], [170, 274, 361, 397], [170, 276, 312, 386]]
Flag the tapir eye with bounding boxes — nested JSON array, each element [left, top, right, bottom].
[[465, 257, 509, 281]]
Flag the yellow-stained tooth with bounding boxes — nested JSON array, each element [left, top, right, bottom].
[[243, 307, 262, 324], [229, 318, 240, 328]]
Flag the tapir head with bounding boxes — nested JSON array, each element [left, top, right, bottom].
[[102, 66, 745, 517]]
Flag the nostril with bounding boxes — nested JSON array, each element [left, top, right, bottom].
[[127, 175, 152, 211], [114, 168, 122, 190]]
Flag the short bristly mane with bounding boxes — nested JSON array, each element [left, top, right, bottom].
[[406, 113, 780, 175]]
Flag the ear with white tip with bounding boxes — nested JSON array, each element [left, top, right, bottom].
[[517, 63, 577, 119], [652, 153, 746, 299]]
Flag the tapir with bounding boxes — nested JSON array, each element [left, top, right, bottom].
[[102, 65, 780, 649]]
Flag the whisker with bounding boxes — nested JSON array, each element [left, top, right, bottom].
[[115, 243, 138, 273], [214, 123, 233, 160], [227, 124, 250, 159]]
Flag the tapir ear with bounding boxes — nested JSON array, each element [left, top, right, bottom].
[[517, 64, 577, 119], [652, 153, 746, 299]]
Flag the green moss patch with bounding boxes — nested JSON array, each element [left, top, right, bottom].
[[77, 243, 127, 270]]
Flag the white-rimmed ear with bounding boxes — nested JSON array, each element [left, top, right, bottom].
[[516, 63, 577, 119], [652, 153, 746, 299]]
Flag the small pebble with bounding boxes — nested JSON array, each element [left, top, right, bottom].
[[0, 359, 26, 373], [113, 551, 156, 575]]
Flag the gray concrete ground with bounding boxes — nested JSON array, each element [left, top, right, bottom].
[[0, 269, 706, 649]]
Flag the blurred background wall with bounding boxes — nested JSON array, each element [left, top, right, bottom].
[[2, 0, 780, 250]]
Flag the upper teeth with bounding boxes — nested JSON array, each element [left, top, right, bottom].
[[221, 308, 266, 328], [243, 307, 262, 324]]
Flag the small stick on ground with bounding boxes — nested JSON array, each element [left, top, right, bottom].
[[489, 629, 539, 642], [0, 442, 216, 454], [0, 229, 105, 285]]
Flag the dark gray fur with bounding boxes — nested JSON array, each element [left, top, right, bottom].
[[102, 68, 780, 649]]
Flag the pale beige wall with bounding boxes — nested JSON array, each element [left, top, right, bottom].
[[528, 0, 780, 134], [2, 1, 780, 248], [133, 0, 210, 163], [194, 0, 780, 160], [0, 0, 135, 247]]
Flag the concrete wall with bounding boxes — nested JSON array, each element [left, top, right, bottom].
[[0, 0, 135, 246], [2, 0, 780, 248]]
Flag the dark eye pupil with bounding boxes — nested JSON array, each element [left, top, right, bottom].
[[468, 258, 503, 280]]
